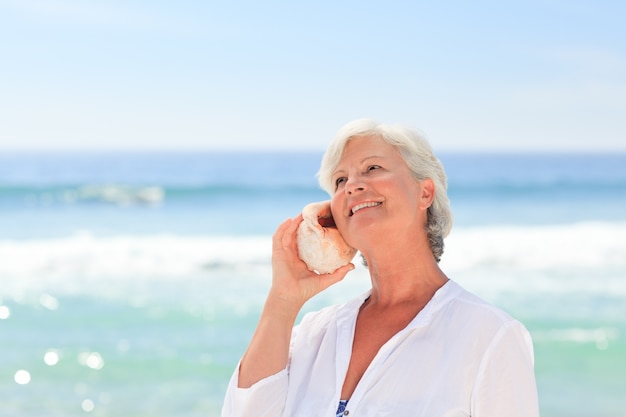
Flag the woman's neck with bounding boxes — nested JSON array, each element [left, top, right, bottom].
[[362, 239, 448, 307]]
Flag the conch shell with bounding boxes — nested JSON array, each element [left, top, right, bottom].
[[297, 200, 357, 274]]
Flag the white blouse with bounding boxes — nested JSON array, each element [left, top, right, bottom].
[[222, 280, 540, 417]]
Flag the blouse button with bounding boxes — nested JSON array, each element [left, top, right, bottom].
[[343, 411, 349, 416]]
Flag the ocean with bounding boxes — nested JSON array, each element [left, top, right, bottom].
[[1, 151, 625, 417]]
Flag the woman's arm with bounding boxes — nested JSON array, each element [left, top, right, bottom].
[[238, 215, 354, 388]]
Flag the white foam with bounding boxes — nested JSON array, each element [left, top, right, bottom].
[[441, 221, 626, 271], [0, 232, 271, 298], [1, 222, 625, 301], [532, 327, 619, 350], [0, 232, 269, 277], [440, 221, 626, 299], [66, 185, 165, 206]]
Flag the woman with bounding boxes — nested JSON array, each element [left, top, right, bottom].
[[222, 119, 540, 417]]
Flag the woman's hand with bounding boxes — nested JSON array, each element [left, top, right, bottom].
[[269, 214, 355, 308], [238, 215, 354, 388]]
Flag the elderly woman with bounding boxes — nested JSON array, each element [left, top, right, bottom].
[[222, 119, 539, 417]]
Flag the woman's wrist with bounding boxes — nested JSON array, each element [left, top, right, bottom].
[[264, 288, 305, 322]]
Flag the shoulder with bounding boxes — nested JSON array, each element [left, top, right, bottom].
[[445, 280, 517, 321], [438, 280, 531, 342]]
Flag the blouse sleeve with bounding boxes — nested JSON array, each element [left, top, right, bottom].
[[470, 320, 540, 417], [220, 364, 289, 417], [221, 319, 305, 417]]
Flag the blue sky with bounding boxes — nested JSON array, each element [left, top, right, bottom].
[[0, 0, 624, 151]]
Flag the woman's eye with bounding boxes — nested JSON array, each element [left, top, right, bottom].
[[335, 177, 346, 188], [367, 165, 381, 172]]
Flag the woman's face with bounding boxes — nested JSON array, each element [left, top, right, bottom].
[[330, 135, 430, 248]]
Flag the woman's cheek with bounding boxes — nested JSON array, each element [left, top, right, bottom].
[[330, 197, 354, 245], [330, 197, 344, 229]]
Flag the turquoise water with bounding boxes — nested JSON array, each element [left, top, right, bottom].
[[1, 151, 625, 416]]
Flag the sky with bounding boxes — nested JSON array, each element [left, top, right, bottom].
[[0, 0, 624, 152]]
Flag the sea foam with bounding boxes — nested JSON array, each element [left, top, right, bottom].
[[1, 222, 625, 300], [1, 222, 624, 277], [442, 221, 626, 271]]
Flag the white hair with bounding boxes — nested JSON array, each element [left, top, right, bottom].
[[317, 119, 453, 262]]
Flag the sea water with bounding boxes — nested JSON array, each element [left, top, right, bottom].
[[0, 151, 625, 417]]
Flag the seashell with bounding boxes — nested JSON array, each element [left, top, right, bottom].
[[297, 200, 357, 274]]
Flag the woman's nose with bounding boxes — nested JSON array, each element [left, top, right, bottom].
[[345, 177, 366, 194]]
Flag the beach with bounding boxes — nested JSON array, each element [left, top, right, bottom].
[[1, 151, 625, 416]]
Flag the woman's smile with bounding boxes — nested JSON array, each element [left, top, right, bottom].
[[350, 201, 383, 216]]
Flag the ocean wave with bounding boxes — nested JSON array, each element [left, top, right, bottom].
[[441, 221, 626, 271], [0, 183, 325, 207], [0, 184, 166, 207], [0, 233, 271, 281], [1, 222, 625, 294], [2, 177, 626, 208], [71, 185, 165, 206], [532, 327, 620, 350]]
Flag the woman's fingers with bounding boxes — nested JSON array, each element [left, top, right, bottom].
[[273, 218, 292, 248], [271, 215, 354, 302], [274, 215, 303, 250], [282, 215, 300, 251]]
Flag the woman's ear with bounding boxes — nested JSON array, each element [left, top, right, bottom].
[[418, 178, 435, 210]]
